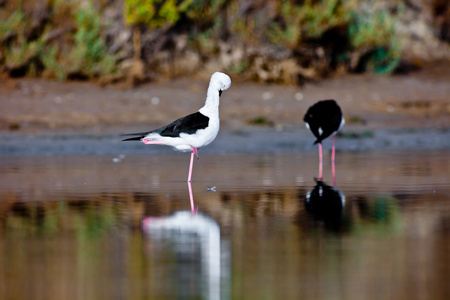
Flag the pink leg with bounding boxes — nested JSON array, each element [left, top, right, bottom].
[[187, 181, 198, 214], [332, 135, 336, 186], [319, 143, 323, 181], [187, 149, 196, 182], [192, 147, 199, 159]]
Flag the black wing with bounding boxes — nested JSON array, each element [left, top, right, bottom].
[[121, 111, 209, 141], [158, 112, 209, 137]]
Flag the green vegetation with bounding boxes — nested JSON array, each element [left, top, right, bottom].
[[124, 0, 193, 28], [39, 1, 116, 80], [247, 117, 275, 126], [68, 2, 116, 78], [348, 7, 401, 73], [1, 0, 115, 80], [0, 0, 407, 82], [268, 0, 353, 48]]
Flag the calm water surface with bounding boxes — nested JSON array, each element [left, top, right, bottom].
[[1, 151, 449, 300]]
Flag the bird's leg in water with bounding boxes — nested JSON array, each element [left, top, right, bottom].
[[332, 135, 336, 185], [319, 143, 323, 181], [187, 150, 196, 182]]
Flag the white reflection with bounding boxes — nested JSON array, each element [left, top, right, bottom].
[[143, 211, 226, 300]]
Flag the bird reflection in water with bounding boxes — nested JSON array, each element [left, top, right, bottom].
[[141, 182, 227, 300], [304, 178, 346, 230]]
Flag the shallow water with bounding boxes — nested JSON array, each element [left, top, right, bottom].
[[1, 151, 449, 300]]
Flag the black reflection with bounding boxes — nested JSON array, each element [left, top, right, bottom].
[[304, 178, 346, 230]]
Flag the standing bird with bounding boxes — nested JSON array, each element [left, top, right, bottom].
[[122, 72, 231, 182], [303, 99, 344, 184]]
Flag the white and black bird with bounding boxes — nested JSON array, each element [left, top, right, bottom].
[[303, 99, 344, 183], [305, 178, 346, 229], [122, 72, 231, 182]]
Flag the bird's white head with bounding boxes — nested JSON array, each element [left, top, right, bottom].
[[201, 72, 231, 115], [210, 72, 231, 93]]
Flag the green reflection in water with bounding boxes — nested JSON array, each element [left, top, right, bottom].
[[75, 203, 117, 240], [351, 195, 402, 237]]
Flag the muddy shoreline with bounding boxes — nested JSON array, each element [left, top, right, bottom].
[[1, 126, 449, 157], [1, 64, 450, 156]]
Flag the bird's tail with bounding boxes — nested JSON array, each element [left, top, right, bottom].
[[121, 131, 148, 141]]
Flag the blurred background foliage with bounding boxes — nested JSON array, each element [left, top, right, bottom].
[[0, 0, 449, 84]]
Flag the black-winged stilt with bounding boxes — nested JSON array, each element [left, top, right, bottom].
[[303, 99, 344, 184], [305, 178, 346, 229], [122, 72, 231, 182]]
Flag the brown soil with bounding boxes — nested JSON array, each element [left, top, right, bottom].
[[1, 63, 449, 155]]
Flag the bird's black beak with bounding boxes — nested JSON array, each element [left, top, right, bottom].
[[219, 90, 222, 97]]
